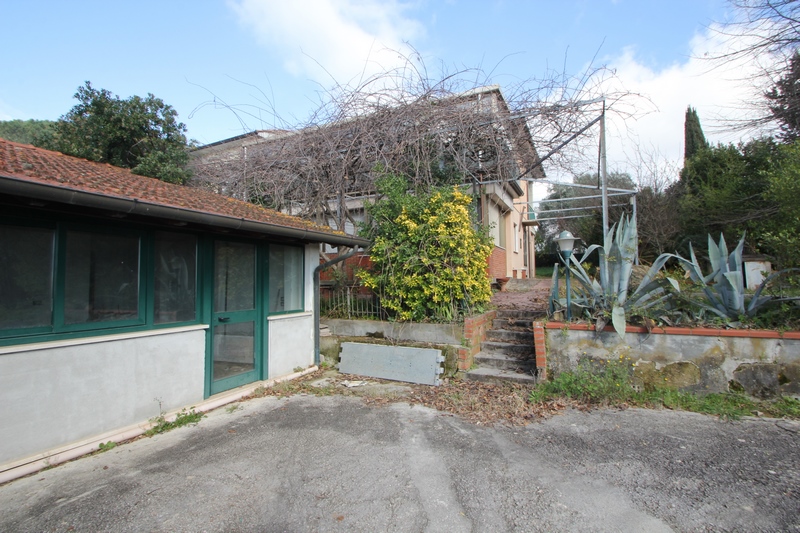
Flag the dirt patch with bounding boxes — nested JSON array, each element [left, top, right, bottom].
[[247, 369, 566, 426], [490, 281, 551, 313]]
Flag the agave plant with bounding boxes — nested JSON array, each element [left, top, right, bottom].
[[549, 216, 680, 338], [668, 233, 799, 321]]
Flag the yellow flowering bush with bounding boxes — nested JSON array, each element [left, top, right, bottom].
[[360, 175, 492, 322]]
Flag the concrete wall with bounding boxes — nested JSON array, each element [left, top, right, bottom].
[[324, 319, 462, 345], [545, 323, 800, 398], [268, 312, 314, 378], [0, 327, 206, 466], [304, 244, 317, 311]]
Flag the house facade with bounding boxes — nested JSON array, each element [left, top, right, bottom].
[[189, 86, 544, 281], [0, 138, 366, 474]]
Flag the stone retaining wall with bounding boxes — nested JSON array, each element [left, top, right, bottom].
[[541, 322, 800, 398]]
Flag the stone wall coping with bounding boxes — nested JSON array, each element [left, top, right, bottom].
[[544, 321, 800, 340]]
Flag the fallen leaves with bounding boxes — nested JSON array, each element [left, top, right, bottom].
[[249, 369, 566, 427], [406, 380, 567, 426]]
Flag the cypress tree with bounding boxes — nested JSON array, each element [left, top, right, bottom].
[[684, 106, 708, 162]]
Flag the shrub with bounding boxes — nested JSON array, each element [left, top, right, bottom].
[[359, 175, 492, 322]]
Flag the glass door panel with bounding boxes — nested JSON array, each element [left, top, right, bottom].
[[210, 241, 259, 392], [214, 241, 255, 312], [212, 321, 255, 380]]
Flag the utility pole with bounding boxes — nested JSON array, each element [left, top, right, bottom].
[[599, 100, 609, 238]]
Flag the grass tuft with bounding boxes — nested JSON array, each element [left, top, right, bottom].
[[144, 408, 204, 437]]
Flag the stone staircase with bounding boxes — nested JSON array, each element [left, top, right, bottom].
[[464, 309, 541, 385]]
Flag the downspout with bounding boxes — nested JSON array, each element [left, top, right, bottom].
[[313, 245, 371, 365]]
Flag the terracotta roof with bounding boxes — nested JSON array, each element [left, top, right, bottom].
[[0, 138, 368, 246]]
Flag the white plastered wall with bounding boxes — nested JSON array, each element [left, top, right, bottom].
[[0, 327, 206, 466], [266, 243, 317, 378]]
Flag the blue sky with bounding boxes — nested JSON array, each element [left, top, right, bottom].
[[1, 0, 756, 179]]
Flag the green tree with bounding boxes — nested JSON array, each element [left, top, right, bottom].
[[359, 174, 492, 322], [40, 82, 191, 184], [756, 140, 800, 267], [683, 106, 708, 161], [0, 119, 54, 145], [765, 51, 800, 143], [679, 138, 779, 252]]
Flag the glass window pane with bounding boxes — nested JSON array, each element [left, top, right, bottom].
[[64, 231, 140, 324], [215, 241, 255, 312], [213, 321, 254, 380], [154, 232, 197, 324], [0, 225, 54, 330], [269, 244, 303, 312]]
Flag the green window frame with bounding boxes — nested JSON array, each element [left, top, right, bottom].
[[0, 221, 200, 345]]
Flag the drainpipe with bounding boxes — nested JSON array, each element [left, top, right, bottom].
[[314, 245, 370, 365]]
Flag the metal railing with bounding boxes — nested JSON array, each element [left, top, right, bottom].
[[320, 285, 385, 320]]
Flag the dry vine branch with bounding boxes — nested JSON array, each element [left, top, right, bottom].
[[189, 49, 643, 235]]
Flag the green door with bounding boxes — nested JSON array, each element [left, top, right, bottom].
[[209, 240, 263, 395]]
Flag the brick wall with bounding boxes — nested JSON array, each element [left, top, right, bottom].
[[533, 321, 547, 379], [457, 309, 497, 370], [487, 246, 507, 280], [319, 253, 373, 282]]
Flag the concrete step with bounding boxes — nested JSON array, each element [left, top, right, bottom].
[[495, 309, 545, 320], [463, 366, 538, 385], [492, 318, 534, 330], [480, 341, 534, 357], [503, 278, 543, 292], [486, 329, 533, 344], [473, 351, 537, 371]]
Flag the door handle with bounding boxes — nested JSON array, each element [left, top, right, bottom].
[[218, 317, 231, 323]]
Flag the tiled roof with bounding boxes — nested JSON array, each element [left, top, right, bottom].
[[0, 138, 365, 244]]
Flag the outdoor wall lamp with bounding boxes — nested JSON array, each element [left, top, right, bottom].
[[556, 230, 578, 321]]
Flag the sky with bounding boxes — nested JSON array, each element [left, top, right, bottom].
[[0, 0, 764, 185]]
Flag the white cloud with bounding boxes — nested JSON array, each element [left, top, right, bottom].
[[601, 23, 769, 178], [228, 0, 425, 88]]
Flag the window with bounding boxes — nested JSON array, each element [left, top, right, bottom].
[[64, 231, 140, 324], [0, 225, 55, 331], [154, 232, 197, 324], [269, 244, 304, 313], [513, 223, 519, 252], [498, 212, 507, 248], [0, 223, 200, 343]]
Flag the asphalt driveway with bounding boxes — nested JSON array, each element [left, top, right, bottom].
[[1, 394, 798, 532]]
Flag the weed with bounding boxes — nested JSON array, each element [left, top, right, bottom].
[[225, 404, 241, 414], [98, 441, 117, 452], [529, 357, 634, 405], [145, 408, 204, 437], [293, 366, 305, 373], [529, 358, 800, 420]]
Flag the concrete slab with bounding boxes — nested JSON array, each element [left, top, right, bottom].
[[339, 342, 444, 385]]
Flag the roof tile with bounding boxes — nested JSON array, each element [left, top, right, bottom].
[[0, 138, 346, 238]]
